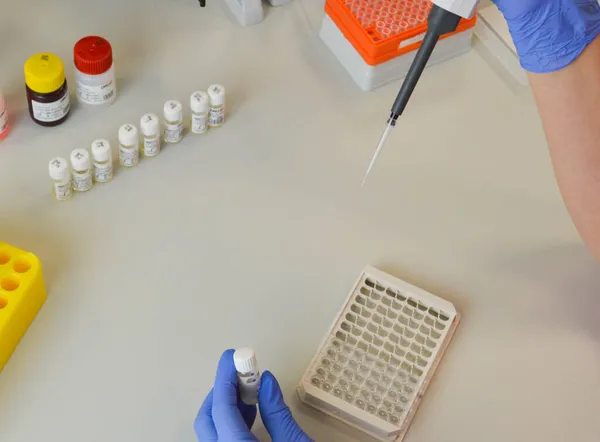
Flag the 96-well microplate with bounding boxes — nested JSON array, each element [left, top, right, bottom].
[[298, 267, 460, 441]]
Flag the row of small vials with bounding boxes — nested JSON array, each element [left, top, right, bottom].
[[48, 85, 225, 201], [346, 0, 431, 34]]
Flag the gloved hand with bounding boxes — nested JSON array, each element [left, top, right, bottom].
[[492, 0, 600, 73], [194, 349, 313, 442]]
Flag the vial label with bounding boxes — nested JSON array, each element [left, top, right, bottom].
[[73, 172, 93, 192], [119, 145, 140, 167], [0, 107, 8, 134], [54, 181, 72, 201], [143, 137, 160, 156], [164, 122, 183, 143], [94, 163, 113, 183], [209, 106, 225, 127], [191, 113, 208, 134], [76, 79, 116, 105], [31, 94, 70, 123]]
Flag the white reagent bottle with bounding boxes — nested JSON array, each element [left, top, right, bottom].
[[208, 84, 226, 128], [119, 123, 140, 168], [91, 139, 113, 183], [48, 157, 73, 201], [163, 100, 183, 144], [70, 148, 94, 192], [190, 91, 209, 135], [141, 113, 161, 157], [233, 348, 261, 405]]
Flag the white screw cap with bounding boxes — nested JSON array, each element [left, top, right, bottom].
[[140, 113, 160, 136], [70, 148, 91, 172], [91, 139, 111, 162], [234, 348, 259, 374], [119, 124, 138, 147], [190, 91, 209, 113], [164, 100, 182, 122], [48, 157, 70, 181], [208, 84, 225, 106]]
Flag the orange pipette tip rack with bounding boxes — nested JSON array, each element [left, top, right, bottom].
[[326, 0, 477, 66]]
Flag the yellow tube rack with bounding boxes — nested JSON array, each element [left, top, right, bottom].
[[0, 242, 46, 372]]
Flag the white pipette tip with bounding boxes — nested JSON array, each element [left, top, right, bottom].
[[362, 123, 394, 187]]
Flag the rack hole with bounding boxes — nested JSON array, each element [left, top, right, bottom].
[[407, 298, 418, 308], [360, 286, 370, 295], [0, 250, 10, 265], [13, 257, 31, 274], [365, 278, 375, 288], [1, 276, 20, 291], [0, 297, 7, 309]]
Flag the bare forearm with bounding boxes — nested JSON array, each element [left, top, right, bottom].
[[529, 36, 600, 259]]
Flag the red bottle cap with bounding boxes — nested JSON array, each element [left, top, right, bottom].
[[74, 36, 113, 75]]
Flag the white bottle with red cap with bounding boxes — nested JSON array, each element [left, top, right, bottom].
[[233, 348, 261, 405], [74, 36, 117, 107]]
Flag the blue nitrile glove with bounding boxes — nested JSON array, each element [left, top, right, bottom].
[[194, 349, 313, 442], [492, 0, 600, 73]]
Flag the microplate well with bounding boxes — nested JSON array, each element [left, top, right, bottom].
[[298, 267, 460, 441]]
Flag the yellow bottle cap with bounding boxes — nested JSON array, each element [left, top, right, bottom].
[[24, 53, 66, 94]]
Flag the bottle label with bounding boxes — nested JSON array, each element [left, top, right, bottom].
[[144, 137, 160, 156], [119, 145, 139, 167], [209, 106, 224, 127], [0, 106, 8, 134], [94, 162, 113, 183], [191, 113, 208, 134], [54, 181, 72, 201], [31, 94, 70, 123], [164, 122, 183, 143], [73, 172, 93, 192], [76, 79, 116, 105]]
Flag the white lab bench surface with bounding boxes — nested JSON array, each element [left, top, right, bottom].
[[1, 1, 599, 442]]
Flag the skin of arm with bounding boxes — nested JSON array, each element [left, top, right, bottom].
[[528, 36, 600, 260]]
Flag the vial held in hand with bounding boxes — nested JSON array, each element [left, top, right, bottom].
[[234, 348, 260, 405]]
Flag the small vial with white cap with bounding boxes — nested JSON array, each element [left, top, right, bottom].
[[118, 123, 140, 168], [91, 139, 113, 183], [163, 100, 183, 144], [141, 113, 161, 157], [233, 348, 261, 405], [190, 91, 209, 135], [48, 157, 73, 201], [208, 84, 225, 128], [70, 148, 94, 192]]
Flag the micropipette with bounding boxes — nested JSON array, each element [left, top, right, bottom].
[[362, 0, 480, 186]]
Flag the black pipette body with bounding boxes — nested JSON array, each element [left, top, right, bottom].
[[387, 4, 462, 126], [362, 5, 465, 185]]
